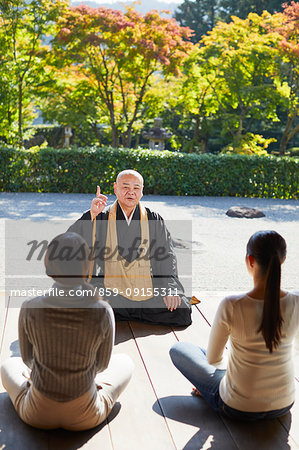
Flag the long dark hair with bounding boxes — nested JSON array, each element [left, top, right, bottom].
[[246, 230, 287, 353]]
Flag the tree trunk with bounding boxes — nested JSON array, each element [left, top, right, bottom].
[[111, 125, 118, 148], [232, 108, 245, 150], [279, 132, 288, 156], [279, 113, 298, 156], [203, 132, 209, 152], [210, 0, 216, 28], [123, 126, 132, 148], [107, 90, 119, 147], [237, 115, 243, 139], [18, 80, 23, 147], [135, 134, 140, 148], [193, 115, 200, 141], [109, 110, 118, 147], [7, 107, 11, 126], [120, 73, 152, 149], [93, 123, 102, 146]]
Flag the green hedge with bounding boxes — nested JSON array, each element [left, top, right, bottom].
[[0, 146, 298, 198]]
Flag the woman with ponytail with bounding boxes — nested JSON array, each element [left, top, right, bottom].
[[170, 230, 299, 420]]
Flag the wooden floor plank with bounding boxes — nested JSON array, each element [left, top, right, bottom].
[[47, 423, 113, 450], [1, 295, 298, 449], [278, 381, 299, 448], [196, 292, 224, 326], [108, 321, 175, 450], [223, 412, 298, 450], [0, 395, 49, 450], [0, 298, 23, 362], [0, 292, 7, 354], [172, 304, 211, 348], [129, 319, 238, 450], [222, 408, 299, 450], [295, 325, 299, 382], [0, 297, 113, 450]]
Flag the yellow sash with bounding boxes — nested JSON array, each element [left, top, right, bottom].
[[104, 201, 153, 301]]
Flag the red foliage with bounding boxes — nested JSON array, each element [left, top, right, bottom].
[[58, 27, 71, 42], [56, 4, 192, 69], [278, 1, 299, 58]]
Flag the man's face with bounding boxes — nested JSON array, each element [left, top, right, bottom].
[[114, 174, 143, 210]]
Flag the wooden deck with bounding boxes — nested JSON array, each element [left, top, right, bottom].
[[1, 293, 299, 450]]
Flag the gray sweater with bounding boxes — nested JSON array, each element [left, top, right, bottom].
[[18, 283, 115, 402]]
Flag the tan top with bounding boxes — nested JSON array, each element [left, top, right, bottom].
[[18, 286, 115, 402], [104, 201, 153, 301], [207, 291, 299, 412]]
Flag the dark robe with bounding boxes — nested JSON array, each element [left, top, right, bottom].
[[68, 202, 191, 327]]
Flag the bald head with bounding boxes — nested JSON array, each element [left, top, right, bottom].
[[116, 170, 143, 187], [114, 170, 144, 216]]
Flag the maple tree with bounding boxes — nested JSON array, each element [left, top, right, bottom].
[[171, 46, 219, 152], [219, 0, 290, 21], [39, 66, 104, 146], [188, 13, 283, 152], [174, 0, 219, 43], [267, 1, 299, 154], [173, 1, 298, 154], [51, 5, 193, 147], [0, 0, 67, 146], [174, 0, 289, 43]]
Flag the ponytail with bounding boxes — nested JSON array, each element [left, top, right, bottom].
[[258, 253, 283, 353], [246, 231, 286, 353]]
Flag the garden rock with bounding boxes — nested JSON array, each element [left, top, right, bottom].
[[226, 206, 265, 218]]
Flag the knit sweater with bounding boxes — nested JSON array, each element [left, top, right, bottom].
[[207, 291, 299, 412], [18, 283, 115, 402]]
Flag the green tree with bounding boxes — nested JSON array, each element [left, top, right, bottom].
[[174, 0, 219, 43], [51, 5, 193, 148], [174, 0, 290, 43], [39, 66, 105, 146], [0, 0, 67, 146], [219, 0, 290, 21], [267, 1, 299, 154], [0, 37, 19, 144], [192, 13, 285, 151], [174, 46, 220, 152]]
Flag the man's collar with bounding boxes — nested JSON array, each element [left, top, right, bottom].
[[117, 202, 138, 225]]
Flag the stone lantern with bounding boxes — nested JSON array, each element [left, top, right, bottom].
[[64, 126, 73, 147], [143, 117, 172, 150]]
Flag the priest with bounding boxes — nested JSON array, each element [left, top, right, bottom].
[[68, 170, 192, 327]]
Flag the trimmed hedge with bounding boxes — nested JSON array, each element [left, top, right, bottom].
[[0, 146, 298, 198]]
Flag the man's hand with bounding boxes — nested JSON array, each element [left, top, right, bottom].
[[90, 185, 108, 220], [163, 295, 181, 312]]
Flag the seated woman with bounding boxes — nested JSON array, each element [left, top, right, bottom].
[[1, 232, 133, 430], [170, 230, 299, 420]]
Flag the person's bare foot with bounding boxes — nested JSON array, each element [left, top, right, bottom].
[[191, 387, 203, 397]]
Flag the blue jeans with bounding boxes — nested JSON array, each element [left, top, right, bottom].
[[169, 342, 293, 421]]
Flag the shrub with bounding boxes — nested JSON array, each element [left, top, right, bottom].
[[24, 125, 65, 148], [221, 133, 276, 156], [0, 146, 298, 198], [289, 147, 299, 157]]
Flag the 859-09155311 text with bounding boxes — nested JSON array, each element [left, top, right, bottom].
[[9, 287, 179, 298], [93, 287, 179, 298]]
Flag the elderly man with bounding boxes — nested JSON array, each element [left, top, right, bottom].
[[68, 169, 192, 326]]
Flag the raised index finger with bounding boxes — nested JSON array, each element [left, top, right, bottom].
[[96, 185, 101, 197]]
